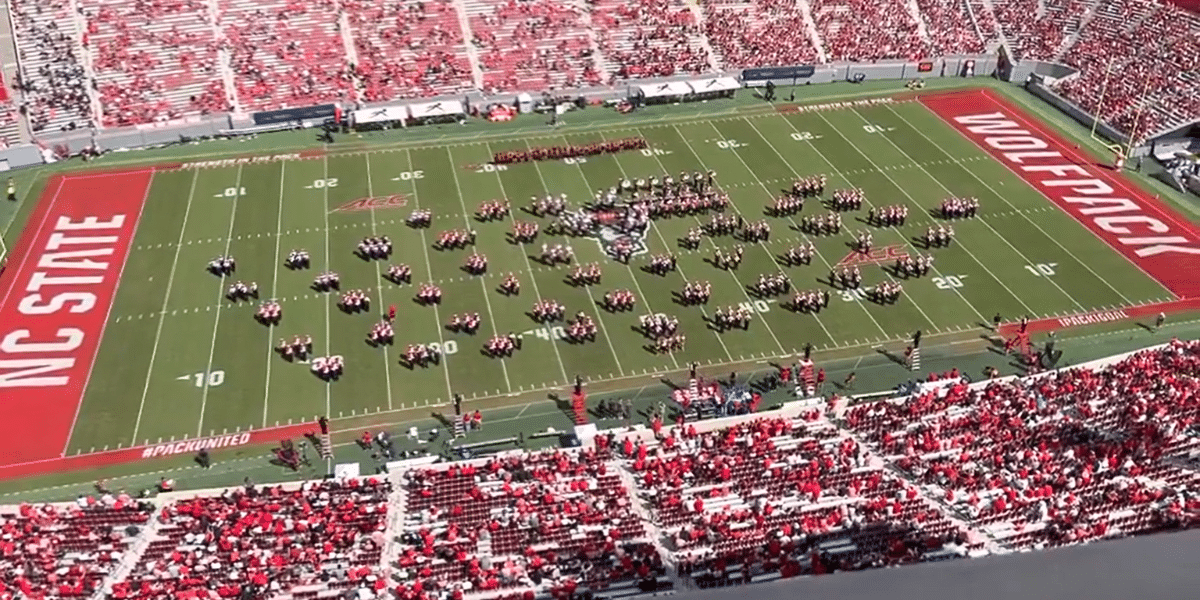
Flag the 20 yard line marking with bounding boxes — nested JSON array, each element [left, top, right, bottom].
[[261, 162, 287, 427], [521, 140, 626, 377], [131, 170, 198, 445], [363, 154, 394, 411], [196, 165, 244, 437]]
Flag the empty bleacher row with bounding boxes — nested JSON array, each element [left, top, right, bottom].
[[4, 0, 1199, 135], [2, 342, 1200, 599]]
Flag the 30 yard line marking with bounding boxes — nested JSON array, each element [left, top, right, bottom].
[[838, 107, 1083, 312], [261, 162, 287, 427], [450, 144, 532, 390], [401, 149, 455, 403], [196, 165, 244, 437], [885, 105, 1135, 306], [605, 135, 737, 363], [320, 156, 333, 425], [558, 139, 680, 371], [363, 154, 394, 411], [521, 141, 626, 377]]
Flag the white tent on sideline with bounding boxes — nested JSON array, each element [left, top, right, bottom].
[[352, 105, 409, 125], [638, 81, 692, 100], [408, 100, 465, 119], [688, 77, 740, 94]]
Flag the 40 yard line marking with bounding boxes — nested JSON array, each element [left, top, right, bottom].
[[196, 165, 244, 437], [132, 170, 198, 444], [261, 162, 287, 427], [444, 145, 517, 392], [363, 154, 394, 411], [520, 140, 626, 378]]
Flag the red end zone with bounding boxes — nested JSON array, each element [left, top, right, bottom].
[[0, 170, 152, 468], [921, 89, 1200, 299]]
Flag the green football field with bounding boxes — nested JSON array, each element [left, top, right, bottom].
[[65, 97, 1173, 454]]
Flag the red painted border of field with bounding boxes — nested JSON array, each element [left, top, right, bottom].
[[0, 170, 152, 468], [921, 88, 1200, 299]]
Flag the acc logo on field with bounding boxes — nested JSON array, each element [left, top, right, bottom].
[[592, 224, 649, 259], [837, 244, 908, 267], [331, 194, 409, 213]]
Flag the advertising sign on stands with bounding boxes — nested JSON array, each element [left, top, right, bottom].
[[252, 104, 338, 126], [742, 65, 816, 81]]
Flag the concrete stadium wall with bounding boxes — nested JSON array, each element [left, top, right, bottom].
[[1025, 78, 1131, 145]]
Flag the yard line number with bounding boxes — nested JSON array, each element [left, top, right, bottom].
[[179, 370, 225, 388], [307, 178, 338, 189], [215, 187, 246, 198], [428, 341, 458, 355], [790, 131, 819, 141], [562, 157, 588, 165], [933, 275, 968, 289], [476, 164, 508, 173], [1025, 263, 1058, 277], [862, 124, 894, 134], [715, 139, 745, 149], [391, 171, 425, 181]]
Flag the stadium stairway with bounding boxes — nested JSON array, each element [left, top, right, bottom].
[[573, 0, 614, 82], [1051, 0, 1103, 62], [452, 0, 486, 89], [683, 0, 726, 72], [795, 0, 831, 64], [906, 0, 934, 43]]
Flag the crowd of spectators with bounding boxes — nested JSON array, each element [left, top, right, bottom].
[[916, 0, 989, 55], [9, 0, 92, 134], [0, 494, 152, 599], [467, 0, 602, 94], [699, 0, 820, 68], [591, 0, 713, 81], [846, 339, 1200, 550], [1052, 0, 1200, 136], [810, 0, 930, 61], [345, 0, 475, 102], [992, 0, 1092, 60], [110, 479, 390, 600], [395, 448, 656, 599]]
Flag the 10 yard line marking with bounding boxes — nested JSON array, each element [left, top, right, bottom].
[[363, 154, 394, 411], [261, 162, 287, 427], [404, 149, 457, 402], [132, 170, 199, 444], [521, 140, 627, 378], [196, 165, 244, 437], [446, 145, 517, 392]]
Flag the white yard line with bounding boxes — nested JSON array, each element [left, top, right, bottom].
[[521, 143, 626, 377], [261, 162, 287, 427], [363, 154, 395, 411], [441, 145, 520, 391], [320, 157, 334, 421], [603, 138, 736, 363], [403, 149, 462, 402], [196, 165, 244, 437], [558, 145, 681, 371], [834, 108, 1085, 311], [885, 104, 1136, 306], [132, 170, 198, 444], [749, 115, 988, 325]]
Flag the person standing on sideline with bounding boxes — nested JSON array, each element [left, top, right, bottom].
[[6, 178, 14, 202], [992, 313, 1002, 331], [843, 372, 856, 390], [1155, 312, 1166, 331]]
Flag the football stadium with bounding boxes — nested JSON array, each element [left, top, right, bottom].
[[0, 0, 1199, 598]]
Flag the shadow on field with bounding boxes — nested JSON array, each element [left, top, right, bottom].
[[547, 392, 576, 422], [876, 348, 907, 366]]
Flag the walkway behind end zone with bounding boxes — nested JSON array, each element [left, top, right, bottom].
[[920, 89, 1200, 299], [0, 169, 153, 467]]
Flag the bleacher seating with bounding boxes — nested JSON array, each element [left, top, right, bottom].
[[345, 0, 476, 101], [79, 0, 226, 127], [5, 0, 1200, 135]]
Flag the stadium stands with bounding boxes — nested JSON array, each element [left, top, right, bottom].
[[5, 0, 1200, 135], [1, 342, 1199, 598]]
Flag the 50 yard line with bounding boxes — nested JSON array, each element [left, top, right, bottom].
[[196, 165, 244, 438], [261, 162, 286, 428], [131, 169, 199, 445]]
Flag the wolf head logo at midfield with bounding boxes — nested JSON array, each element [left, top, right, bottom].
[[588, 207, 649, 259]]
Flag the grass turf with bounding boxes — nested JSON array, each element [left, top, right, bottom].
[[56, 96, 1175, 455]]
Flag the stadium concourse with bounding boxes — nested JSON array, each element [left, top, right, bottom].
[[2, 0, 1198, 145], [2, 341, 1200, 600]]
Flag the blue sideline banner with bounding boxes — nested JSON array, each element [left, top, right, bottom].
[[741, 65, 816, 82], [252, 104, 338, 126]]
